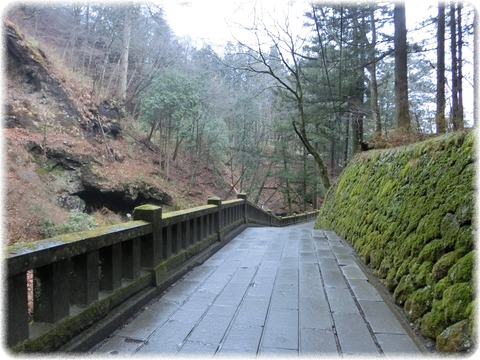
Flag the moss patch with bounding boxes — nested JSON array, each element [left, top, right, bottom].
[[315, 131, 475, 352]]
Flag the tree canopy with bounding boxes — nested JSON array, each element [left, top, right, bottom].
[[6, 1, 475, 213]]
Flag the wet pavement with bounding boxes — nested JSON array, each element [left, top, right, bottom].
[[91, 222, 423, 357]]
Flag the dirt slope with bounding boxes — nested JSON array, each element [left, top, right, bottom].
[[3, 20, 230, 244]]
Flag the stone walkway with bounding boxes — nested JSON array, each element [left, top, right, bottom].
[[91, 222, 423, 356]]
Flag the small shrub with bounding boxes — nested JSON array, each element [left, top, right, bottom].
[[39, 212, 98, 238], [56, 212, 98, 234]]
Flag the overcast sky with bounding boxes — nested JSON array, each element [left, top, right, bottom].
[[158, 0, 438, 48]]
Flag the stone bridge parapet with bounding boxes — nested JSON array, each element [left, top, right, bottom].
[[5, 194, 317, 353]]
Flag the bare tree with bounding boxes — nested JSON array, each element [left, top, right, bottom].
[[232, 11, 331, 190]]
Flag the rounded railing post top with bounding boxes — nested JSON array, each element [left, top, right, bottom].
[[133, 204, 162, 211], [207, 197, 222, 205]]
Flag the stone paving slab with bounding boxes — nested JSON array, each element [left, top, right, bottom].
[[90, 222, 423, 357]]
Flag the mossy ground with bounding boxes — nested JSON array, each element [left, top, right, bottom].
[[315, 131, 475, 352]]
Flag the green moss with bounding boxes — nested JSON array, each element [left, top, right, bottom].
[[421, 300, 448, 339], [443, 283, 474, 324], [15, 297, 110, 352], [418, 239, 445, 263], [465, 300, 475, 319], [432, 251, 461, 281], [404, 286, 433, 322], [315, 131, 475, 350], [416, 210, 443, 243], [448, 251, 474, 283], [454, 226, 474, 254], [385, 267, 398, 291], [394, 274, 415, 305], [377, 254, 393, 279], [35, 159, 66, 177], [434, 277, 451, 300], [436, 319, 473, 352], [395, 257, 413, 282], [440, 213, 460, 251], [414, 261, 434, 288], [134, 204, 162, 211]]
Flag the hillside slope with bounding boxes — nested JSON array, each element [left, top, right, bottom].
[[3, 20, 232, 244], [315, 131, 475, 352]]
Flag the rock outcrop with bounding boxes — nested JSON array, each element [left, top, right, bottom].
[[24, 140, 172, 214]]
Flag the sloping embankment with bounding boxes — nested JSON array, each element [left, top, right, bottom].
[[315, 131, 475, 352]]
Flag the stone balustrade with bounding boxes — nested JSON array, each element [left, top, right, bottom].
[[5, 194, 317, 352]]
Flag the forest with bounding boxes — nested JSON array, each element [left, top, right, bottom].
[[4, 1, 475, 214]]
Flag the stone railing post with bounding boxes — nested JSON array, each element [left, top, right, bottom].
[[267, 210, 273, 226], [208, 197, 223, 242], [237, 193, 248, 224], [133, 204, 162, 270], [33, 260, 70, 323], [7, 273, 29, 347]]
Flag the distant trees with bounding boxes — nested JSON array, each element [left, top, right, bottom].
[[229, 12, 332, 190], [435, 1, 471, 132], [8, 3, 178, 111], [140, 66, 201, 177]]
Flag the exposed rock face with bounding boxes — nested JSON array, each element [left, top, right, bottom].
[[5, 19, 173, 224], [25, 141, 172, 214], [436, 320, 474, 352], [315, 131, 475, 353], [5, 20, 121, 138]]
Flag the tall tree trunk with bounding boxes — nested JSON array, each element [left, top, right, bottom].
[[351, 8, 365, 154], [172, 136, 183, 162], [147, 119, 157, 142], [436, 2, 447, 133], [329, 121, 335, 171], [450, 3, 460, 130], [292, 117, 331, 191], [457, 3, 464, 128], [343, 114, 350, 167], [369, 64, 381, 135], [282, 145, 292, 215], [302, 148, 307, 212], [394, 3, 411, 132], [351, 112, 363, 153], [369, 8, 381, 136], [116, 5, 131, 104]]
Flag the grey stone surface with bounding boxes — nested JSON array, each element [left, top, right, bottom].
[[359, 300, 408, 334], [325, 287, 358, 314], [218, 324, 263, 355], [300, 328, 338, 354], [262, 308, 298, 350], [333, 312, 380, 355], [376, 333, 423, 354], [90, 222, 422, 357], [348, 278, 383, 301], [322, 269, 348, 288], [341, 263, 369, 280], [115, 299, 178, 340]]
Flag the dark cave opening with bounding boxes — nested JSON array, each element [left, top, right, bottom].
[[74, 187, 164, 216]]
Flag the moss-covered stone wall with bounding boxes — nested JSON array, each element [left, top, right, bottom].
[[315, 131, 475, 352]]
